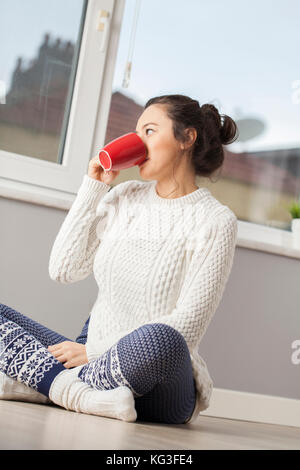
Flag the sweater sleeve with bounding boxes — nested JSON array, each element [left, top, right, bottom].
[[86, 211, 238, 360], [48, 174, 113, 284]]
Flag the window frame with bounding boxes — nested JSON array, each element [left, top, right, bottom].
[[0, 0, 125, 205]]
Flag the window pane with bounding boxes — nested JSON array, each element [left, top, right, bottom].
[[105, 0, 300, 231], [0, 0, 87, 164]]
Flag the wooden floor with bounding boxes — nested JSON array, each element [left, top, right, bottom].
[[0, 399, 299, 450]]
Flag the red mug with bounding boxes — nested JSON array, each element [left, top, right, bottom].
[[98, 132, 147, 171]]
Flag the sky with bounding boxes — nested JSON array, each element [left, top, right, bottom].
[[1, 0, 300, 153]]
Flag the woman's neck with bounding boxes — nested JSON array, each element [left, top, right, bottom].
[[155, 181, 199, 199]]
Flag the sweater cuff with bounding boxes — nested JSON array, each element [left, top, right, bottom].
[[85, 334, 124, 362], [85, 340, 105, 362], [77, 174, 111, 207]]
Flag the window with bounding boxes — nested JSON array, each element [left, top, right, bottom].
[[0, 0, 124, 207], [103, 0, 300, 258]]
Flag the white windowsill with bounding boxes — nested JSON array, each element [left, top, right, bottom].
[[237, 220, 300, 260], [0, 176, 75, 210], [1, 177, 300, 260]]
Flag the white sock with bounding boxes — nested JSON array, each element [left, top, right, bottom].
[[0, 371, 51, 404], [49, 366, 137, 422]]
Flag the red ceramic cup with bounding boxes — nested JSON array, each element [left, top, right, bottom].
[[98, 132, 147, 171]]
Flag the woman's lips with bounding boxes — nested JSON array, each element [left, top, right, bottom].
[[139, 158, 149, 167]]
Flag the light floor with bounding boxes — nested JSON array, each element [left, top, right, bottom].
[[0, 400, 299, 450]]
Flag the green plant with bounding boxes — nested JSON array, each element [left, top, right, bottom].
[[289, 200, 300, 219]]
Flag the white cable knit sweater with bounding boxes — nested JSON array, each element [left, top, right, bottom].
[[49, 174, 238, 416]]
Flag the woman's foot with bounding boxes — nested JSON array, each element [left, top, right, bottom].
[[49, 366, 137, 422], [0, 371, 51, 404]]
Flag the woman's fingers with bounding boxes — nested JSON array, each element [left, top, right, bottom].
[[48, 344, 62, 352], [55, 354, 67, 362], [63, 361, 74, 369], [49, 348, 77, 365], [52, 352, 73, 367], [48, 347, 62, 355], [48, 341, 69, 353], [47, 342, 87, 368], [51, 351, 66, 363], [48, 346, 66, 363]]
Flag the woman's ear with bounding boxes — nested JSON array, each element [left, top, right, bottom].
[[183, 128, 197, 150]]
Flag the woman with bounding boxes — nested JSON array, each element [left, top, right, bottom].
[[0, 94, 238, 424]]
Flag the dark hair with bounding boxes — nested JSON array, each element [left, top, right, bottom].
[[144, 94, 239, 182]]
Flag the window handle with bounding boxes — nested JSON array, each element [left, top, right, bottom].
[[97, 10, 111, 52]]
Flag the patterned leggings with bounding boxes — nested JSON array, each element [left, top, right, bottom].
[[0, 303, 197, 424]]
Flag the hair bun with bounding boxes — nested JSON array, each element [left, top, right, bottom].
[[201, 103, 239, 145], [220, 114, 239, 145]]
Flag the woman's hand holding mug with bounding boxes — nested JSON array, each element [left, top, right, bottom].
[[87, 132, 147, 184], [88, 155, 120, 184]]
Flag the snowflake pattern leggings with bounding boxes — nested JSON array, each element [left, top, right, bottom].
[[0, 303, 197, 424]]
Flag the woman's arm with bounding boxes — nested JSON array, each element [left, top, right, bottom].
[[48, 174, 112, 284]]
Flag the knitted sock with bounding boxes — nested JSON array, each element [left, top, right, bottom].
[[48, 366, 137, 422], [0, 370, 51, 404], [78, 323, 197, 424]]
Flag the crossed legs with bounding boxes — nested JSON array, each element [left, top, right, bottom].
[[0, 303, 196, 424]]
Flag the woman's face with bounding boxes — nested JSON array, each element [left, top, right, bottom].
[[135, 104, 184, 181]]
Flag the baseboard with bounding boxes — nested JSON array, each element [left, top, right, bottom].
[[200, 387, 300, 428]]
